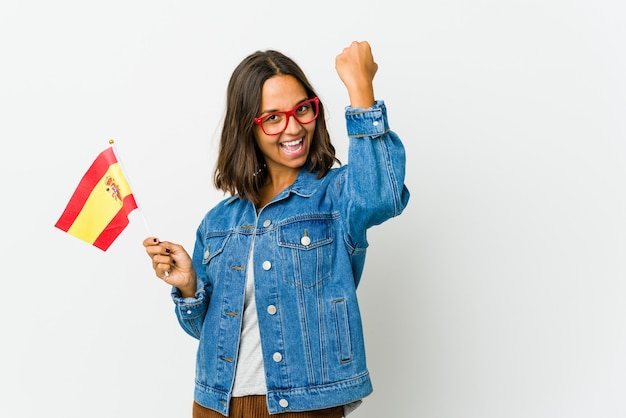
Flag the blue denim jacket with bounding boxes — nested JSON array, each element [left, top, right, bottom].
[[172, 101, 410, 415]]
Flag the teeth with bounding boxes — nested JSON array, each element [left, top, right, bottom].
[[282, 138, 303, 147]]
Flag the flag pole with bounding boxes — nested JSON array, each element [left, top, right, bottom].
[[110, 139, 169, 276], [108, 139, 154, 238]]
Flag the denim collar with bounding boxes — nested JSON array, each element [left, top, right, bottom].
[[224, 166, 331, 206], [289, 167, 327, 198]]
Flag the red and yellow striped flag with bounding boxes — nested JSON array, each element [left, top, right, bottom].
[[55, 146, 138, 251]]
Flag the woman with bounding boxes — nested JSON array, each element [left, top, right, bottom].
[[143, 40, 409, 417]]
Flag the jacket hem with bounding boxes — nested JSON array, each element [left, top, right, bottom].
[[194, 373, 373, 416]]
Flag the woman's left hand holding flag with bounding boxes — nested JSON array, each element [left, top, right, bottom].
[[143, 237, 197, 298]]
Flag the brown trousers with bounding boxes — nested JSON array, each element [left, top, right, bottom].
[[193, 396, 343, 418]]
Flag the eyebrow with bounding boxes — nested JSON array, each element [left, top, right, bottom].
[[260, 97, 309, 115]]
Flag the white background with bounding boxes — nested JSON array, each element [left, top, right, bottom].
[[1, 1, 625, 417]]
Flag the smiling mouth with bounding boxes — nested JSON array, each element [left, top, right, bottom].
[[280, 137, 304, 154]]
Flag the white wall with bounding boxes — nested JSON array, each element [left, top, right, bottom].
[[2, 1, 625, 417]]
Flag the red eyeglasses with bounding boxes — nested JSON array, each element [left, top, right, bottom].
[[253, 97, 320, 135]]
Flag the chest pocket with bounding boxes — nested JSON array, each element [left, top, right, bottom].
[[278, 217, 334, 288], [202, 233, 231, 263], [201, 232, 231, 282]]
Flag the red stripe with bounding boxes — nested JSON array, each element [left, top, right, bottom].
[[92, 194, 138, 251], [55, 147, 118, 232]]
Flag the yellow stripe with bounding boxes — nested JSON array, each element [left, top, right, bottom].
[[67, 162, 132, 244]]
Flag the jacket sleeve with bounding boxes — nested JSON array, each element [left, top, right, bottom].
[[170, 222, 212, 339], [342, 100, 410, 250]]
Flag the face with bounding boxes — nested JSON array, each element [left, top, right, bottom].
[[254, 74, 315, 181]]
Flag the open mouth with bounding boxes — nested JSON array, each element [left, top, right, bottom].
[[280, 137, 304, 154]]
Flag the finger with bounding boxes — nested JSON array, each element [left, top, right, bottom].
[[145, 245, 165, 258], [142, 236, 161, 247], [155, 262, 172, 279]]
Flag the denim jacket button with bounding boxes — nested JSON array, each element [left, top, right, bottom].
[[267, 305, 277, 315], [263, 219, 272, 227], [272, 352, 283, 362], [262, 261, 272, 270], [279, 399, 289, 408], [300, 235, 311, 246]]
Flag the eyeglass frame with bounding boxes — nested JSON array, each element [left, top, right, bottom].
[[253, 97, 320, 136]]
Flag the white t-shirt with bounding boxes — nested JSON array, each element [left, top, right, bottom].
[[232, 251, 267, 396]]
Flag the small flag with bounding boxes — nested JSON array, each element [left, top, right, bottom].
[[55, 146, 138, 251]]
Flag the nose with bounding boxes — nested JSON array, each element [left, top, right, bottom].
[[283, 113, 303, 134]]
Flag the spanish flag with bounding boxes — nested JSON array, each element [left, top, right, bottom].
[[55, 146, 138, 251]]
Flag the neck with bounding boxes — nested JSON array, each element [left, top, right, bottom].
[[257, 169, 299, 209]]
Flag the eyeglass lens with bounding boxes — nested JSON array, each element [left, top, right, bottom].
[[259, 99, 318, 135]]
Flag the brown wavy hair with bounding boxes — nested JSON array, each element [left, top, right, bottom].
[[213, 50, 341, 206]]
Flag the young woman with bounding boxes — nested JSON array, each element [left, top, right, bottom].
[[143, 40, 410, 418]]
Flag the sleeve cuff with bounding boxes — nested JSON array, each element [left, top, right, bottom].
[[171, 287, 205, 318], [345, 100, 389, 138]]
